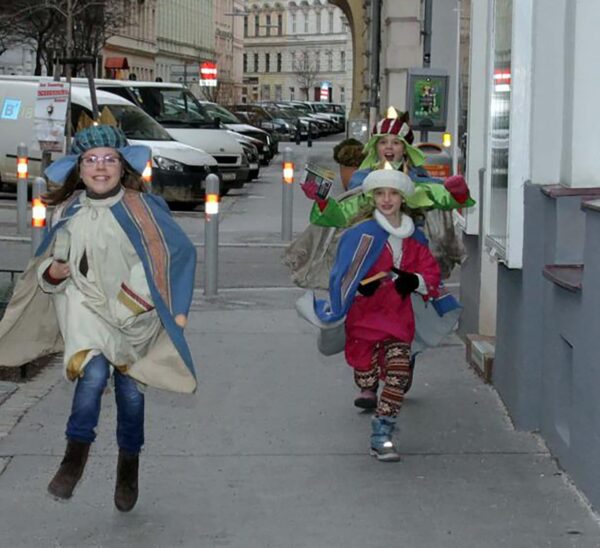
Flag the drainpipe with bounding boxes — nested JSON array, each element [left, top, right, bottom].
[[421, 0, 433, 141], [369, 0, 382, 130]]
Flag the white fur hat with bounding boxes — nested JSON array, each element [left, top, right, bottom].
[[361, 167, 415, 196]]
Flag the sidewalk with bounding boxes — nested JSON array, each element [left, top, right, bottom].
[[0, 141, 599, 546], [0, 287, 599, 547]]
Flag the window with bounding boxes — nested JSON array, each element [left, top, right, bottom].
[[316, 11, 321, 33], [340, 86, 345, 103], [266, 14, 271, 36], [290, 87, 295, 100], [487, 0, 513, 257], [278, 14, 283, 35], [244, 16, 248, 37], [328, 11, 334, 33], [265, 53, 270, 73], [261, 84, 271, 100], [327, 51, 333, 71], [304, 12, 309, 33], [340, 51, 346, 71], [253, 53, 259, 72], [254, 15, 259, 36], [275, 85, 282, 101], [276, 53, 282, 72], [315, 51, 320, 72], [243, 53, 247, 73], [292, 13, 296, 33]]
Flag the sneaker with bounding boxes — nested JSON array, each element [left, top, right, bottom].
[[370, 440, 401, 462], [354, 390, 377, 409], [370, 416, 401, 462]]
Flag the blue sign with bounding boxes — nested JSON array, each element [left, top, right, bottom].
[[1, 98, 21, 120]]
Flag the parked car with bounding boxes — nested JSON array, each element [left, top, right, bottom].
[[199, 101, 275, 164], [75, 80, 249, 192], [229, 104, 293, 141], [232, 134, 261, 180], [0, 77, 219, 205]]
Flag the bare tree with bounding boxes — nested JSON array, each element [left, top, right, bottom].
[[0, 1, 130, 75], [293, 51, 319, 101], [200, 83, 220, 103]]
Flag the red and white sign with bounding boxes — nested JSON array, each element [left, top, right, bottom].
[[200, 61, 218, 87], [34, 80, 70, 152]]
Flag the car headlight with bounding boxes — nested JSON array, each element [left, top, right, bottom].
[[154, 156, 185, 172]]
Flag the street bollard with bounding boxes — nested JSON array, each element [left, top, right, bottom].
[[281, 147, 294, 241], [203, 173, 220, 296], [16, 143, 28, 236], [31, 177, 47, 256], [307, 122, 313, 148], [295, 123, 302, 145]]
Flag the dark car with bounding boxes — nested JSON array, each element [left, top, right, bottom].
[[199, 101, 277, 164]]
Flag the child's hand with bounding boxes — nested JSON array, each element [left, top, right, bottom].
[[357, 278, 381, 297], [300, 180, 327, 211], [444, 175, 469, 204], [48, 259, 71, 281], [300, 180, 319, 200], [392, 268, 419, 298]]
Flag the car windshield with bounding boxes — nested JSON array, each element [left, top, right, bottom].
[[99, 104, 174, 141], [202, 103, 242, 124], [266, 107, 293, 120], [133, 87, 214, 127]]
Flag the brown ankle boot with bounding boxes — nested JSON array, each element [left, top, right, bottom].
[[114, 450, 139, 512], [47, 439, 91, 499]]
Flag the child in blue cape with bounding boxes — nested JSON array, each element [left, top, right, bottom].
[[0, 125, 197, 511]]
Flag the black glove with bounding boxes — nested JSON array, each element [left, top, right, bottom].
[[357, 278, 381, 297], [392, 268, 419, 298]]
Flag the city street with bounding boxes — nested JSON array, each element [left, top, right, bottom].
[[0, 140, 599, 547]]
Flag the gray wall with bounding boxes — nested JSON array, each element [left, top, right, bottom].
[[457, 234, 480, 338], [494, 183, 600, 509]]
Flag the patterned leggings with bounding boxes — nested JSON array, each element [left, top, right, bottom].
[[354, 339, 412, 417]]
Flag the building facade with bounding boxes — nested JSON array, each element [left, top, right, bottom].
[[154, 0, 215, 87], [459, 0, 600, 510], [213, 0, 245, 104], [242, 0, 353, 108], [102, 0, 158, 81]]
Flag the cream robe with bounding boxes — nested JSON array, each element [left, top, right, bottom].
[[37, 190, 161, 379]]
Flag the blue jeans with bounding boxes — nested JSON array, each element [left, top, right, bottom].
[[66, 353, 145, 454]]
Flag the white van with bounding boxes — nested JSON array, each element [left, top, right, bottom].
[[0, 77, 219, 203], [70, 79, 249, 188]]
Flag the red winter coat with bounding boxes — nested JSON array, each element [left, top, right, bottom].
[[345, 237, 440, 370]]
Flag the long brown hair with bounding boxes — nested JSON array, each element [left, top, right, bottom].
[[44, 154, 147, 206]]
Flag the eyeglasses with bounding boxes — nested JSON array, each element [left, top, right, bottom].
[[80, 154, 121, 167]]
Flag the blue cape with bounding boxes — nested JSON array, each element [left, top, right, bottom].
[[35, 190, 197, 381], [313, 218, 460, 325]]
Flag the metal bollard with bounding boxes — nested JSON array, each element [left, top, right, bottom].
[[307, 122, 313, 148], [295, 123, 302, 145], [203, 174, 220, 296], [31, 177, 47, 256], [281, 147, 294, 241], [16, 143, 28, 236]]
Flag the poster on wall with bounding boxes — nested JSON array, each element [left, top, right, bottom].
[[406, 69, 449, 132]]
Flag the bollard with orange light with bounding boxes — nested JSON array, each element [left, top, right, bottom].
[[142, 160, 152, 185], [281, 147, 294, 241], [30, 177, 47, 255], [442, 132, 452, 148], [203, 173, 220, 296], [16, 143, 29, 236]]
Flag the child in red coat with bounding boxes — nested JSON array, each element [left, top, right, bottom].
[[342, 167, 440, 461]]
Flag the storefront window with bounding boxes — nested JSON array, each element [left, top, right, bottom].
[[488, 0, 512, 253]]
